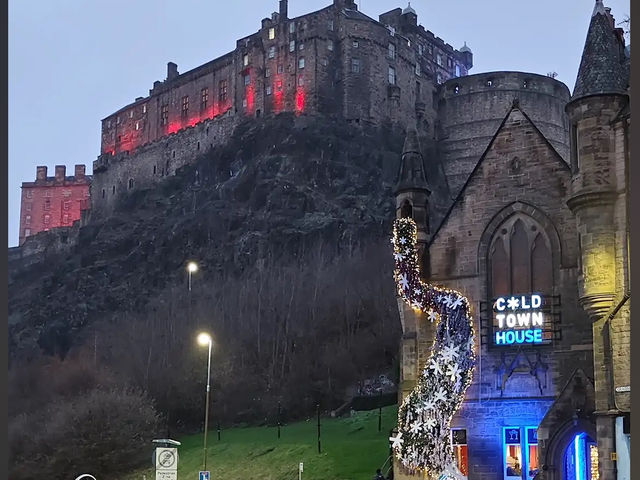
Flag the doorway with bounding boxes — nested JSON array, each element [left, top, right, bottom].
[[563, 433, 597, 480]]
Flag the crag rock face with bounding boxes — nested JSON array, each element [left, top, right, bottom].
[[9, 114, 436, 362]]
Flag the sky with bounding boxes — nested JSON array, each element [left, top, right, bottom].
[[8, 0, 630, 247]]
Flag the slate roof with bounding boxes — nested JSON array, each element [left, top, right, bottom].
[[394, 128, 429, 194], [572, 1, 629, 100]]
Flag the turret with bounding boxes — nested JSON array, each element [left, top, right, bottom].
[[394, 127, 431, 273], [459, 42, 473, 70]]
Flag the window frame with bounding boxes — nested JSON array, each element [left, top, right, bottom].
[[388, 66, 396, 85]]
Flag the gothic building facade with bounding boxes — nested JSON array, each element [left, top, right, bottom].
[[393, 2, 630, 480]]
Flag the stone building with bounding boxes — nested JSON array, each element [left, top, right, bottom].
[[91, 0, 472, 214], [393, 2, 629, 480], [18, 165, 91, 245]]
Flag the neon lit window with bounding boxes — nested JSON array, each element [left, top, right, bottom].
[[276, 81, 283, 92], [452, 429, 468, 478], [504, 428, 523, 479], [268, 27, 275, 40], [526, 428, 539, 480]]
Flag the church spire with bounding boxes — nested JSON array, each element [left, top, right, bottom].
[[395, 127, 429, 195]]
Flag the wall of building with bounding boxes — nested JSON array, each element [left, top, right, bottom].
[[437, 72, 571, 199], [19, 165, 90, 245]]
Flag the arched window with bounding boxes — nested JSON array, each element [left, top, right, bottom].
[[400, 200, 413, 219], [488, 214, 553, 298]]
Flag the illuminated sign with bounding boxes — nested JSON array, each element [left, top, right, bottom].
[[493, 294, 552, 346]]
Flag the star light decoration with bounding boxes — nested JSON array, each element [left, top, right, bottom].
[[391, 218, 476, 478]]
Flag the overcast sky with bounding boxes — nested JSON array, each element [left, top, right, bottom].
[[8, 0, 630, 247]]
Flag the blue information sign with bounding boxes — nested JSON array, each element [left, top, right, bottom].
[[199, 471, 210, 480], [504, 428, 521, 444]]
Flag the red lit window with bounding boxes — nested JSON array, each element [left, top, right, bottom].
[[276, 80, 283, 92], [24, 215, 31, 225], [161, 105, 169, 125], [181, 96, 189, 118], [452, 429, 469, 478], [201, 88, 209, 110], [219, 80, 228, 102]]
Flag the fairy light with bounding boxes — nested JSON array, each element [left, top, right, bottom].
[[391, 218, 476, 477]]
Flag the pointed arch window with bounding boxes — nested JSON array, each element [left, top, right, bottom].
[[488, 215, 553, 298]]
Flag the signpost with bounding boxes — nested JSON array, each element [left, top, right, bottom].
[[299, 462, 304, 480], [155, 447, 178, 480]]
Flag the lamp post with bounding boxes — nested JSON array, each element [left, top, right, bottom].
[[197, 332, 213, 471], [187, 261, 198, 292]]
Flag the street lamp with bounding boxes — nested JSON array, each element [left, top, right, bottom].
[[197, 332, 213, 471], [187, 261, 198, 292]]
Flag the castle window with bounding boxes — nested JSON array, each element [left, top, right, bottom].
[[400, 201, 412, 219], [128, 179, 134, 189], [418, 44, 424, 55], [523, 80, 528, 88], [153, 165, 157, 175], [243, 54, 249, 66], [436, 53, 442, 66], [416, 81, 421, 98], [24, 215, 31, 225], [63, 214, 69, 224], [437, 73, 442, 84], [244, 74, 251, 86], [415, 62, 421, 76], [298, 57, 305, 69], [571, 123, 580, 172], [161, 105, 169, 125], [328, 40, 334, 51], [24, 228, 31, 237], [276, 80, 283, 92], [322, 58, 328, 66], [298, 75, 304, 87], [102, 189, 105, 198], [428, 45, 433, 55], [388, 66, 396, 84], [142, 104, 147, 114], [388, 43, 396, 60], [447, 57, 453, 68], [351, 58, 360, 73], [118, 135, 122, 142], [181, 96, 189, 118], [135, 121, 140, 130], [299, 42, 304, 51], [269, 46, 276, 58], [265, 67, 271, 78], [277, 64, 284, 74], [289, 40, 295, 52], [242, 98, 248, 108], [25, 190, 32, 199], [44, 190, 52, 197], [289, 22, 295, 33], [353, 40, 359, 48], [106, 119, 111, 128], [266, 85, 272, 95], [486, 79, 493, 87], [328, 19, 334, 31], [219, 80, 228, 102], [201, 88, 209, 110], [44, 199, 51, 211], [25, 202, 31, 211], [129, 110, 134, 118], [455, 65, 461, 77], [116, 116, 120, 124], [454, 85, 460, 94], [268, 27, 275, 40], [63, 201, 70, 211], [43, 214, 51, 225], [112, 186, 115, 194]]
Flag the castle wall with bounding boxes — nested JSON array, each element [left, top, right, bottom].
[[437, 72, 571, 199]]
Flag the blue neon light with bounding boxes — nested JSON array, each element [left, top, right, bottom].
[[574, 433, 585, 480], [495, 329, 543, 345]]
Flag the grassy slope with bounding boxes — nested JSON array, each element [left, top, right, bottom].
[[126, 405, 398, 480]]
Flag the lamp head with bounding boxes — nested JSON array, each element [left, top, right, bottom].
[[187, 261, 199, 273], [197, 332, 212, 346]]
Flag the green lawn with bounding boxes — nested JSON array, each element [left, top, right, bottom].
[[126, 405, 398, 480]]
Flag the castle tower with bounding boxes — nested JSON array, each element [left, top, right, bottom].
[[565, 1, 630, 479]]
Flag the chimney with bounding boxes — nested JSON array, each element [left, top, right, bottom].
[[36, 166, 47, 182], [167, 62, 179, 81], [279, 0, 288, 19], [55, 165, 66, 184], [75, 164, 86, 181]]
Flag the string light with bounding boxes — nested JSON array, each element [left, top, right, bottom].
[[391, 218, 476, 478]]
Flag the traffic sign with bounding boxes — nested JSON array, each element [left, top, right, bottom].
[[199, 471, 210, 480], [155, 447, 178, 480]]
